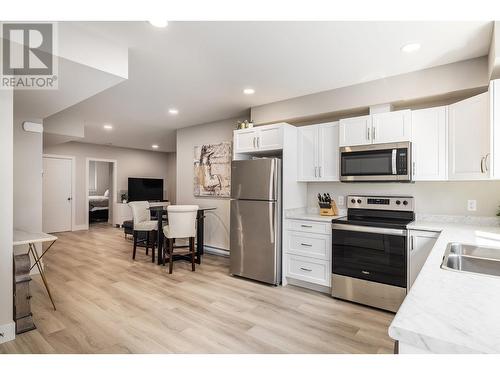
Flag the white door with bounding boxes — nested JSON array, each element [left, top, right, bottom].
[[258, 125, 283, 150], [43, 157, 72, 233], [297, 125, 318, 181], [409, 230, 439, 288], [371, 109, 412, 144], [448, 92, 490, 180], [234, 129, 257, 153], [412, 106, 448, 180], [317, 122, 339, 181], [339, 115, 372, 146]]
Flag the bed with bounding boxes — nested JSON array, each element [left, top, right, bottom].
[[89, 191, 109, 223]]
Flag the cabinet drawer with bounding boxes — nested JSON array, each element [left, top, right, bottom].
[[288, 220, 330, 234], [286, 254, 330, 287], [286, 231, 331, 259]]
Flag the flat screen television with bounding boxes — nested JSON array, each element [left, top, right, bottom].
[[128, 178, 164, 202]]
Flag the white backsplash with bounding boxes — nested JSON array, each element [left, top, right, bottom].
[[307, 180, 500, 217]]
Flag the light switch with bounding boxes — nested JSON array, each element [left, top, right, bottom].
[[337, 195, 345, 206], [467, 200, 477, 212]]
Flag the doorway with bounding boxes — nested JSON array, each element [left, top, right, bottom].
[[86, 158, 117, 229], [42, 155, 75, 233]]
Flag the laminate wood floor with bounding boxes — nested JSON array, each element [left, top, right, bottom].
[[1, 224, 395, 354]]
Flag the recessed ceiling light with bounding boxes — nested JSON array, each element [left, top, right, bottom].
[[243, 88, 255, 95], [149, 20, 168, 28], [168, 108, 179, 115], [103, 124, 113, 130], [401, 42, 421, 53], [152, 144, 159, 149]]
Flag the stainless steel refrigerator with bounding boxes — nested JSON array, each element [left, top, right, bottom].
[[230, 158, 281, 285]]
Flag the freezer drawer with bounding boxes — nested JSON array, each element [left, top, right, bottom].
[[230, 199, 280, 285]]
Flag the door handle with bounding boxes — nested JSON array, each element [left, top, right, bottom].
[[300, 243, 312, 247], [67, 197, 72, 201], [485, 153, 490, 172], [301, 224, 313, 228], [300, 267, 312, 272], [480, 157, 485, 173]]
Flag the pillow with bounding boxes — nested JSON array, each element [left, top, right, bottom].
[[104, 189, 109, 197]]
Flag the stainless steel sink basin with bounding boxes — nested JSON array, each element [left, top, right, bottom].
[[441, 243, 500, 278]]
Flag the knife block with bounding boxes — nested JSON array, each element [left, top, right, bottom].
[[318, 200, 338, 216]]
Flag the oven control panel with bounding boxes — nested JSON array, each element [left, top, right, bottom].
[[347, 195, 414, 211]]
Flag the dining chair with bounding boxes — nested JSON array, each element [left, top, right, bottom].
[[128, 201, 157, 262], [162, 205, 199, 274]]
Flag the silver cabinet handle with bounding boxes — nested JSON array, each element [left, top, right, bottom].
[[361, 270, 371, 275], [410, 235, 414, 251], [300, 267, 312, 272], [318, 166, 322, 178], [485, 153, 490, 172], [367, 127, 370, 140], [301, 224, 312, 228], [300, 243, 312, 247], [253, 136, 256, 148], [372, 126, 376, 140], [481, 157, 485, 173], [412, 161, 416, 177], [257, 137, 260, 148], [314, 166, 317, 178]]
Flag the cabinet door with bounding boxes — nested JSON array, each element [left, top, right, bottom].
[[409, 230, 439, 288], [339, 115, 372, 146], [258, 125, 283, 150], [412, 106, 448, 180], [371, 109, 412, 144], [448, 92, 490, 180], [234, 129, 257, 153], [297, 125, 318, 181], [317, 122, 339, 181]]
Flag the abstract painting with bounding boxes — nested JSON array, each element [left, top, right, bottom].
[[194, 141, 232, 197]]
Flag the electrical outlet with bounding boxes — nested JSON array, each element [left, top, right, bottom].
[[467, 200, 477, 212], [337, 195, 345, 206]]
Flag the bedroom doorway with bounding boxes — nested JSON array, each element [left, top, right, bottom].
[[86, 158, 117, 229]]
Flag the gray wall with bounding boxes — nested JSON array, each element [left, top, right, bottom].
[[43, 142, 175, 227], [94, 161, 111, 195], [251, 57, 488, 124], [308, 181, 500, 217], [176, 116, 247, 250], [0, 90, 13, 338]]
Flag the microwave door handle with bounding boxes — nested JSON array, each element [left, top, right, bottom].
[[392, 149, 397, 175]]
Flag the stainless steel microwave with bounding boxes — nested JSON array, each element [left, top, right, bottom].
[[339, 141, 412, 182]]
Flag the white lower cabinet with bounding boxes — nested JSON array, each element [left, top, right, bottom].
[[409, 229, 439, 288], [284, 219, 332, 288]]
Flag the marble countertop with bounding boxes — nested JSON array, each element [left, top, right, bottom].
[[389, 219, 500, 353], [13, 229, 58, 246]]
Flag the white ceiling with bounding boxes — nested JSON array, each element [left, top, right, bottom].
[[46, 21, 493, 152]]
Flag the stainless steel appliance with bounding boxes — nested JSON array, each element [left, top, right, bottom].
[[339, 141, 411, 182], [230, 158, 281, 285], [331, 195, 415, 312]]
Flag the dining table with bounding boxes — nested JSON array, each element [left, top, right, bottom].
[[148, 205, 217, 266]]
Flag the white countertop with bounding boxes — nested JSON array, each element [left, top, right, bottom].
[[285, 207, 346, 223], [13, 229, 57, 246], [389, 220, 500, 353]]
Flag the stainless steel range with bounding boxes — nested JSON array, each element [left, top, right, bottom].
[[331, 195, 415, 312]]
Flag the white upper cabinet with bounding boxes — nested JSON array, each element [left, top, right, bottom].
[[339, 110, 411, 147], [297, 125, 318, 180], [412, 106, 448, 181], [318, 122, 339, 181], [297, 122, 339, 181], [339, 115, 372, 147], [233, 123, 284, 154], [371, 109, 412, 144], [448, 92, 490, 180]]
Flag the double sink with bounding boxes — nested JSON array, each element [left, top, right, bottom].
[[442, 243, 500, 278]]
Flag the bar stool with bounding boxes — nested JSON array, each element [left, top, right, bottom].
[[162, 205, 199, 274], [128, 201, 157, 262]]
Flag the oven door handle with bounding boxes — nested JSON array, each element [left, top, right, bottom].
[[332, 223, 407, 236], [392, 149, 397, 175]]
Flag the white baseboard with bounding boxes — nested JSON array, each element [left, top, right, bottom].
[[204, 246, 229, 257], [72, 224, 88, 231], [0, 321, 16, 344]]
